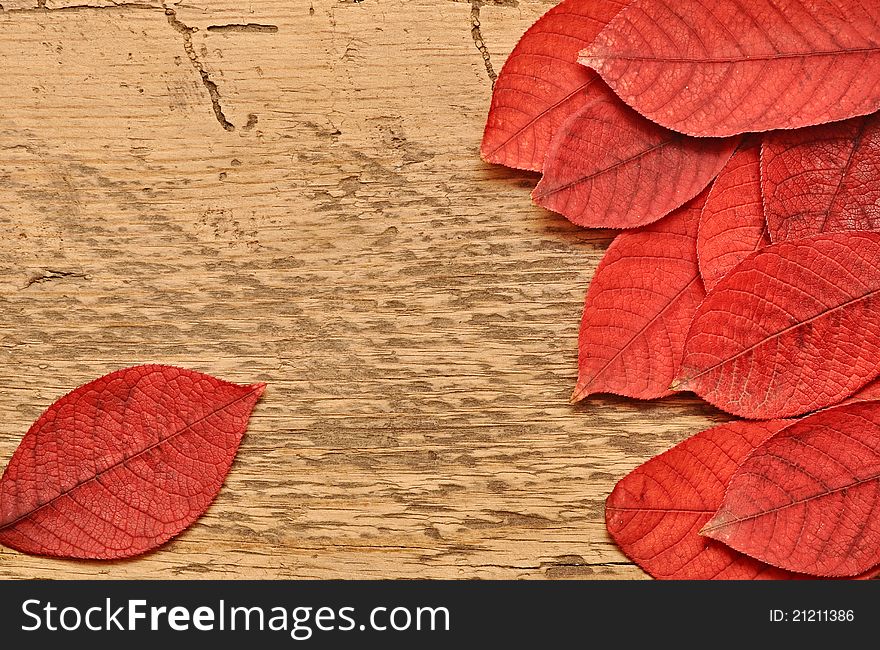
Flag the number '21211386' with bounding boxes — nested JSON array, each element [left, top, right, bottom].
[[770, 610, 854, 622]]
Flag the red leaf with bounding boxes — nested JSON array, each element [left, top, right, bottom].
[[0, 365, 265, 559], [480, 0, 627, 172], [573, 190, 707, 401], [578, 0, 880, 137], [607, 419, 799, 579], [848, 377, 880, 403], [675, 232, 880, 419], [763, 113, 880, 242], [533, 97, 737, 228], [703, 400, 880, 576], [697, 139, 769, 291]]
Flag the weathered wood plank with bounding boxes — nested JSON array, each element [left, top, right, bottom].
[[0, 0, 722, 579]]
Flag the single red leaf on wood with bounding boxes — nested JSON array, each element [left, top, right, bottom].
[[703, 400, 880, 577], [607, 419, 800, 579], [573, 190, 708, 401], [763, 113, 880, 242], [697, 139, 769, 291], [480, 0, 627, 172], [0, 365, 265, 559], [578, 0, 880, 137], [675, 232, 880, 419], [533, 97, 737, 228]]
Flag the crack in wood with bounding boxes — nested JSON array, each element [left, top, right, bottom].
[[0, 1, 159, 11], [22, 269, 88, 290], [470, 0, 497, 87], [0, 2, 279, 135], [163, 4, 235, 132], [206, 23, 278, 33]]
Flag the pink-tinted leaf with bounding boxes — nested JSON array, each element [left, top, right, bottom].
[[573, 190, 707, 401], [533, 97, 737, 228], [481, 0, 627, 172], [697, 139, 769, 291], [0, 365, 265, 559], [704, 400, 880, 576], [763, 113, 880, 242], [607, 419, 800, 579], [579, 0, 880, 137], [675, 232, 880, 419]]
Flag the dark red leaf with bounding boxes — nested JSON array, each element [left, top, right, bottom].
[[480, 0, 627, 172], [675, 232, 880, 419], [696, 139, 769, 291], [578, 0, 880, 137], [763, 113, 880, 242], [0, 365, 265, 559], [573, 190, 708, 401], [607, 419, 799, 579], [703, 400, 880, 576], [533, 97, 737, 228]]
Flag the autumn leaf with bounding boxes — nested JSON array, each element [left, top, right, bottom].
[[533, 97, 736, 228], [481, 1, 880, 579], [763, 113, 880, 242], [847, 376, 880, 403], [696, 138, 769, 291], [675, 232, 880, 419], [0, 365, 265, 560], [573, 189, 707, 401], [606, 419, 799, 579], [703, 400, 880, 577], [481, 0, 628, 172], [579, 0, 880, 137]]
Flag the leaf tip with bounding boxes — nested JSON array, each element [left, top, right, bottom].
[[571, 378, 593, 404], [699, 511, 731, 540], [576, 47, 604, 73], [669, 377, 688, 392], [530, 181, 545, 203], [249, 382, 268, 399], [478, 136, 498, 166]]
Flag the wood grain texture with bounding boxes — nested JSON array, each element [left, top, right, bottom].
[[0, 0, 724, 579]]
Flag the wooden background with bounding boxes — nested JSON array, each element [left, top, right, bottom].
[[0, 0, 724, 579]]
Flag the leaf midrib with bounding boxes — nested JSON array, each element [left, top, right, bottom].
[[486, 77, 600, 159], [607, 505, 714, 514], [0, 385, 262, 532], [703, 466, 880, 533], [583, 45, 880, 65], [574, 274, 700, 400], [534, 137, 677, 199], [681, 285, 880, 386], [819, 118, 871, 232]]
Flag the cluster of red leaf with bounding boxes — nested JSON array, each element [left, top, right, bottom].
[[482, 0, 880, 578]]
